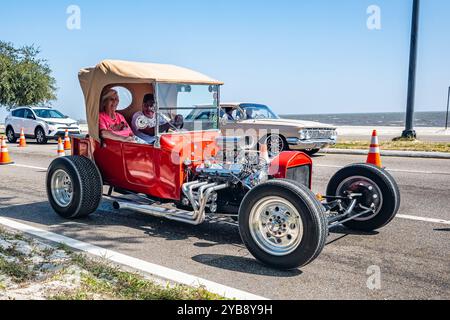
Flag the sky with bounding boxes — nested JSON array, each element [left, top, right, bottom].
[[1, 0, 450, 120]]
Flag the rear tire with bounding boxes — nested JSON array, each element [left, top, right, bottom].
[[326, 163, 400, 231], [35, 127, 48, 144], [6, 126, 17, 143], [47, 156, 103, 219], [239, 179, 327, 270]]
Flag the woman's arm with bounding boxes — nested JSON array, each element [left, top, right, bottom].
[[100, 130, 134, 142]]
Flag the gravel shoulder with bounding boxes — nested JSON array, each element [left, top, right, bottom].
[[0, 227, 223, 300]]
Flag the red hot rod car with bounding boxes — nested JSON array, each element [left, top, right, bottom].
[[46, 60, 400, 270]]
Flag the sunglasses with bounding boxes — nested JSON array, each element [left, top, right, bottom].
[[144, 102, 155, 108]]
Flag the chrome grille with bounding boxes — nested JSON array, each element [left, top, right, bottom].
[[286, 165, 311, 187], [305, 129, 335, 139]]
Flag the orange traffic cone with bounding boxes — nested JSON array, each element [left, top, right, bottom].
[[367, 130, 382, 168], [0, 136, 14, 165], [18, 128, 27, 147], [64, 130, 72, 151], [57, 137, 66, 157], [260, 144, 271, 163]]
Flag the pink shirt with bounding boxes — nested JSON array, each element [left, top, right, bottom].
[[99, 112, 133, 137]]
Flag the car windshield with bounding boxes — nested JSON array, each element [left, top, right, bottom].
[[156, 84, 219, 132], [239, 104, 280, 120], [34, 109, 66, 119]]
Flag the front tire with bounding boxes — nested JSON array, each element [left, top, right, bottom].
[[6, 126, 17, 143], [47, 156, 103, 219], [35, 127, 48, 144], [239, 179, 327, 270], [326, 163, 400, 231]]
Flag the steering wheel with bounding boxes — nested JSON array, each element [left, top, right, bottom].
[[159, 113, 184, 132]]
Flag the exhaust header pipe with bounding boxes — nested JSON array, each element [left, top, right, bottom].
[[113, 182, 229, 226]]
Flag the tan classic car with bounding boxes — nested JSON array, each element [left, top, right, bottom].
[[214, 103, 337, 156]]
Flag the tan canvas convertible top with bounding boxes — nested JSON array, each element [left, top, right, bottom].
[[79, 60, 223, 140]]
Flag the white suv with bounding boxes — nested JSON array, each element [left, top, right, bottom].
[[5, 107, 81, 144]]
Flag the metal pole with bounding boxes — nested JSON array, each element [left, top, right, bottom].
[[402, 0, 420, 139], [446, 86, 450, 130]]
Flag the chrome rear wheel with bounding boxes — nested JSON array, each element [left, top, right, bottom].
[[51, 169, 74, 208], [47, 156, 102, 219]]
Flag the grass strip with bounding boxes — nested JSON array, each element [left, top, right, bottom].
[[332, 140, 450, 153]]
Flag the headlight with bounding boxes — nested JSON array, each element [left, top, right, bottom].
[[47, 122, 57, 126], [299, 129, 312, 140], [299, 130, 306, 140]]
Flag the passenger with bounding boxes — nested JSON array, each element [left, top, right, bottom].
[[246, 108, 254, 119], [99, 89, 135, 142], [131, 93, 184, 144]]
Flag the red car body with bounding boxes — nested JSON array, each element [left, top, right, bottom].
[[72, 132, 313, 201]]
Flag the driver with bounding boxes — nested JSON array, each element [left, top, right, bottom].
[[222, 107, 235, 121], [245, 108, 254, 119], [131, 93, 184, 144]]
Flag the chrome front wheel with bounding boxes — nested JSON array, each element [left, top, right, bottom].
[[327, 163, 401, 231], [239, 179, 328, 270], [336, 176, 383, 221], [249, 196, 304, 256]]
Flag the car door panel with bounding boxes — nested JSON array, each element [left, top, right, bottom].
[[10, 109, 24, 134], [23, 109, 36, 136]]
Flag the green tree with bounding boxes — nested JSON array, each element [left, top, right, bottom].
[[0, 41, 57, 110]]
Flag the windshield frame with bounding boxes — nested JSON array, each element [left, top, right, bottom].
[[154, 83, 221, 144]]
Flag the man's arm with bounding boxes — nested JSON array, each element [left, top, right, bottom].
[[139, 123, 171, 136]]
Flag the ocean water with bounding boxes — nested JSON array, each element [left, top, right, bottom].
[[281, 112, 449, 128]]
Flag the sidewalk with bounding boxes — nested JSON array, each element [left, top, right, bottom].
[[338, 126, 450, 143]]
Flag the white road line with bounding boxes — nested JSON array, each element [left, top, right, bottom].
[[11, 164, 48, 171], [315, 164, 450, 175], [397, 215, 450, 225], [10, 162, 450, 176], [0, 217, 267, 300]]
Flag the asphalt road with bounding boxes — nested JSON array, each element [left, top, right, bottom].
[[0, 143, 449, 300]]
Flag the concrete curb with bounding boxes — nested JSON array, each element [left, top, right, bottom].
[[321, 148, 450, 160]]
